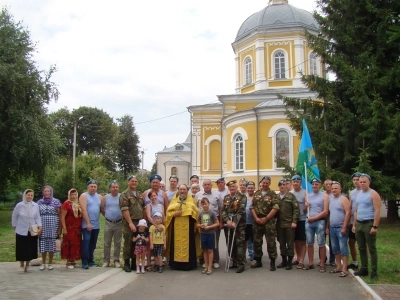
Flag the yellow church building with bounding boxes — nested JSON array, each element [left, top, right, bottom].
[[158, 0, 323, 190]]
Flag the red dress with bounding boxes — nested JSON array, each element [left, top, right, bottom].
[[61, 201, 82, 260]]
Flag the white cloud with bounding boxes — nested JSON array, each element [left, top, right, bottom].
[[1, 0, 317, 170]]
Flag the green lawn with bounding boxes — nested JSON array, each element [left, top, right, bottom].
[[0, 210, 109, 265]]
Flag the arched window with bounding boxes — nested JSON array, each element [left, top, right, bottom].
[[234, 135, 244, 171], [275, 130, 290, 168], [244, 57, 252, 85], [310, 52, 317, 75], [274, 51, 286, 79], [171, 167, 178, 176]]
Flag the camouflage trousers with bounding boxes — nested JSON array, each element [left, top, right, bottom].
[[253, 221, 277, 259], [277, 227, 295, 257], [122, 219, 139, 260], [224, 222, 246, 266]]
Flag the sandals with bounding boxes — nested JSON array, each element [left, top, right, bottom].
[[145, 266, 152, 272], [206, 269, 212, 275], [330, 268, 342, 273], [201, 268, 208, 274], [302, 265, 315, 270], [19, 267, 25, 274], [319, 266, 326, 273], [339, 271, 348, 277], [296, 263, 304, 269], [292, 260, 299, 265]]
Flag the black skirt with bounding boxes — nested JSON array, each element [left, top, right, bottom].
[[16, 232, 38, 261]]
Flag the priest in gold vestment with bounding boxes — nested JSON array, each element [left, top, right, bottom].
[[165, 184, 200, 270]]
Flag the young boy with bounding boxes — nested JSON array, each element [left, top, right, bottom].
[[196, 198, 219, 275], [149, 212, 166, 273]]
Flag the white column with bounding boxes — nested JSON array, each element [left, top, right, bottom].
[[191, 126, 201, 175], [235, 52, 240, 93], [255, 40, 267, 90], [293, 38, 305, 87]]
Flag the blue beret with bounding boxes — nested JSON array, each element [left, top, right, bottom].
[[261, 176, 271, 181], [216, 177, 225, 183], [311, 178, 321, 183], [87, 179, 98, 186], [360, 173, 371, 181], [127, 175, 137, 181], [108, 180, 118, 188], [291, 175, 302, 181], [351, 172, 362, 178], [278, 179, 286, 186], [150, 174, 162, 182], [246, 181, 255, 187]]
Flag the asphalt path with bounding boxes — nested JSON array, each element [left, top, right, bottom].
[[102, 236, 371, 300]]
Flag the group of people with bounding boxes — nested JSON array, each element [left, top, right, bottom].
[[11, 172, 381, 280]]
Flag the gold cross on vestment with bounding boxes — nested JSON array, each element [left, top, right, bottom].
[[177, 198, 186, 211]]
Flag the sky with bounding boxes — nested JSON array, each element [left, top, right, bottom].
[[1, 0, 317, 170]]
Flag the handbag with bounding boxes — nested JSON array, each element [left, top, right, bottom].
[[29, 224, 38, 236], [55, 238, 62, 251]]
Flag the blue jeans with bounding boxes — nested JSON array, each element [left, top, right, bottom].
[[330, 226, 349, 256], [82, 228, 100, 266], [247, 240, 254, 260], [305, 219, 325, 246]]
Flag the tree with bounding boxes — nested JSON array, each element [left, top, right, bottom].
[[116, 115, 140, 177], [50, 106, 120, 171], [0, 8, 61, 197], [151, 159, 157, 174], [283, 0, 400, 219]]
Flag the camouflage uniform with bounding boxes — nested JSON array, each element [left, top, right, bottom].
[[277, 192, 300, 257], [251, 190, 280, 262], [119, 188, 145, 268], [221, 192, 246, 268]]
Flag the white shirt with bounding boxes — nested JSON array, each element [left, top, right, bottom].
[[12, 201, 42, 236]]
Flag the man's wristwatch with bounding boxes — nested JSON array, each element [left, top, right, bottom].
[[372, 225, 378, 229]]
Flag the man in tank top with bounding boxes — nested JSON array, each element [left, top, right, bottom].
[[353, 173, 381, 280], [290, 175, 307, 269], [79, 180, 101, 269], [327, 181, 351, 277], [166, 175, 179, 204], [322, 179, 335, 266], [347, 172, 361, 270], [101, 180, 122, 268], [303, 178, 329, 271]]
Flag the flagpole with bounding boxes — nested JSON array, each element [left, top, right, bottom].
[[304, 162, 310, 218]]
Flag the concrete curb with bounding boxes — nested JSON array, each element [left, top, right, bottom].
[[48, 268, 121, 300], [349, 269, 382, 300]]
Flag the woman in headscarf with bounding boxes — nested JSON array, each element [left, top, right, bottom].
[[37, 185, 62, 270], [12, 189, 42, 273], [60, 188, 82, 269]]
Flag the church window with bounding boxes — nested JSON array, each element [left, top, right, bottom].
[[234, 135, 244, 171], [171, 167, 178, 176], [275, 130, 290, 168], [310, 52, 318, 75], [274, 51, 286, 79], [175, 145, 183, 151], [244, 57, 252, 85]]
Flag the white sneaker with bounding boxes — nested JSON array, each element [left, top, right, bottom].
[[67, 265, 74, 269], [202, 263, 205, 268], [47, 264, 53, 270], [213, 263, 220, 269], [136, 267, 140, 274], [141, 265, 145, 274], [102, 262, 109, 268], [114, 262, 121, 268], [39, 264, 46, 271]]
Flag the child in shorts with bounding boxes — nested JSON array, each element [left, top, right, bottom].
[[132, 219, 149, 274], [149, 212, 166, 273], [196, 198, 219, 275]]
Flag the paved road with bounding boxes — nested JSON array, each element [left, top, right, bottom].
[[102, 239, 371, 300]]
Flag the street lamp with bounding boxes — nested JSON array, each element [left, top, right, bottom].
[[72, 116, 83, 186]]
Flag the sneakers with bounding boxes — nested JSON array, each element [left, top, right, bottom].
[[67, 265, 74, 269], [82, 265, 89, 270], [202, 263, 205, 268], [159, 266, 164, 273], [348, 263, 358, 269], [102, 262, 109, 268], [88, 262, 98, 267], [354, 268, 368, 276], [136, 267, 140, 274], [141, 265, 145, 274], [114, 262, 121, 268], [39, 264, 46, 271], [213, 263, 220, 269], [47, 264, 54, 270]]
